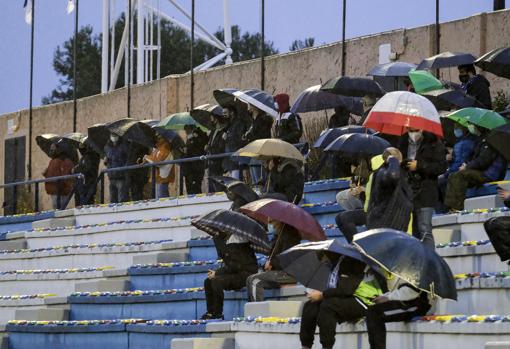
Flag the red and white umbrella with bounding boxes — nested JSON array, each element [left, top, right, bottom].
[[363, 91, 443, 137]]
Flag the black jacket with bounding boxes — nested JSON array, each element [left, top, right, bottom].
[[322, 257, 366, 299], [74, 148, 100, 182], [275, 113, 303, 144], [399, 133, 447, 209], [215, 242, 259, 276], [243, 113, 273, 142], [466, 138, 508, 182], [207, 124, 227, 173], [183, 128, 208, 175], [269, 225, 301, 270], [328, 110, 351, 128], [125, 141, 150, 182], [104, 140, 128, 180], [267, 160, 305, 203], [466, 75, 492, 109]]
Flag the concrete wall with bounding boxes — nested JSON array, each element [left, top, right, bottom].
[[1, 9, 509, 211]]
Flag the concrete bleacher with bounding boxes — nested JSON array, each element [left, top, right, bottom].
[[2, 178, 510, 348]]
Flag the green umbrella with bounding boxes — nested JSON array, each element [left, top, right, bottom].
[[446, 108, 508, 130], [158, 112, 206, 131], [408, 70, 443, 94]]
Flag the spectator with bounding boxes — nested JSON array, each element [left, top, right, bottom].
[[328, 106, 352, 128], [265, 157, 305, 203], [206, 113, 228, 192], [201, 234, 258, 320], [299, 255, 383, 349], [458, 64, 492, 109], [246, 220, 301, 302], [143, 135, 176, 199], [104, 134, 129, 203], [274, 93, 303, 144], [43, 143, 75, 210], [73, 140, 100, 206], [223, 105, 250, 180], [335, 159, 371, 211], [437, 125, 477, 212], [400, 129, 447, 248], [183, 125, 208, 195], [483, 188, 510, 261], [365, 276, 432, 349], [445, 124, 507, 211], [126, 141, 150, 202], [358, 95, 377, 125]]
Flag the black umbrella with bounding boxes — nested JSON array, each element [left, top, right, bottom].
[[353, 229, 457, 300], [368, 62, 417, 77], [141, 119, 160, 127], [107, 118, 156, 149], [422, 88, 483, 110], [290, 84, 363, 115], [190, 104, 223, 130], [233, 89, 278, 118], [191, 209, 271, 254], [226, 181, 259, 203], [488, 124, 510, 161], [61, 132, 86, 146], [210, 176, 238, 191], [320, 77, 385, 98], [475, 47, 510, 79], [61, 132, 102, 158], [313, 126, 375, 149], [152, 126, 185, 157], [36, 134, 61, 156], [324, 133, 390, 158], [501, 107, 510, 118], [278, 240, 370, 292], [416, 51, 476, 70], [213, 88, 240, 108]]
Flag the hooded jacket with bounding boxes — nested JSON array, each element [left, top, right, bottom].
[[465, 74, 492, 109], [446, 134, 477, 175], [267, 159, 305, 203], [183, 128, 208, 175], [466, 138, 507, 182], [243, 113, 273, 142], [215, 242, 259, 276], [274, 93, 303, 144]]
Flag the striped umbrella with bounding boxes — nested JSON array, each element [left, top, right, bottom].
[[363, 91, 443, 137], [233, 89, 278, 118]]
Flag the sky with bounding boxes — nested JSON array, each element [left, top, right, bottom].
[[0, 0, 496, 116]]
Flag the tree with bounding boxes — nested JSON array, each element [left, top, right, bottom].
[[43, 19, 279, 104], [289, 37, 315, 52]]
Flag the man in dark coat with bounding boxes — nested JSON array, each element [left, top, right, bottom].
[[400, 130, 447, 248], [246, 220, 301, 302], [125, 140, 149, 201], [201, 234, 258, 320], [274, 93, 303, 144], [328, 105, 352, 128], [104, 135, 129, 203], [206, 114, 228, 192], [484, 188, 510, 261], [445, 125, 507, 211], [458, 64, 492, 109], [266, 157, 304, 203], [183, 125, 208, 194], [74, 141, 100, 205], [222, 105, 251, 179]]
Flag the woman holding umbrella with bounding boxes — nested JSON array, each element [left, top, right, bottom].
[[42, 142, 76, 210], [141, 134, 176, 199]]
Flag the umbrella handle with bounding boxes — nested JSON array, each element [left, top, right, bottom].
[[267, 223, 286, 263]]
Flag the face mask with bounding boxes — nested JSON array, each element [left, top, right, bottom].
[[187, 133, 193, 140], [467, 124, 481, 136], [274, 102, 279, 110], [453, 128, 464, 138], [268, 223, 276, 235], [110, 135, 119, 143], [459, 74, 470, 84], [408, 131, 423, 143]]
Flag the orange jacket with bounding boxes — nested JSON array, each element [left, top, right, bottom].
[[43, 158, 75, 195], [147, 139, 176, 184]]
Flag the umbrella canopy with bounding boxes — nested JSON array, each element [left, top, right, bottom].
[[368, 61, 417, 77], [363, 91, 443, 137], [36, 134, 61, 157], [321, 76, 385, 97], [152, 126, 185, 154], [210, 176, 239, 191], [232, 89, 278, 118], [87, 123, 110, 157], [353, 228, 457, 300], [141, 119, 160, 127], [227, 181, 259, 203], [191, 209, 271, 254], [475, 47, 510, 79], [313, 125, 375, 149], [235, 139, 305, 162], [290, 84, 363, 115], [240, 198, 327, 242], [159, 112, 206, 131], [488, 124, 510, 161], [408, 70, 443, 94], [213, 88, 240, 108], [190, 104, 223, 130], [446, 108, 508, 130], [416, 51, 477, 70], [61, 132, 86, 146], [421, 88, 482, 110], [107, 118, 156, 148], [278, 240, 369, 292], [324, 133, 391, 158]]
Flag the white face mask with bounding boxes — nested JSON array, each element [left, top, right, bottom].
[[187, 133, 193, 140], [110, 135, 119, 143], [274, 102, 279, 110], [408, 131, 423, 143]]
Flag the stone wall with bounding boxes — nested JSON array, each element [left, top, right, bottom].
[[1, 9, 509, 211]]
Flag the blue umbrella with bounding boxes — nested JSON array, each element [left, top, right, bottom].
[[324, 133, 390, 158], [290, 85, 363, 115], [313, 126, 375, 149], [416, 51, 476, 70]]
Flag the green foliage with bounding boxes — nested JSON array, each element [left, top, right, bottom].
[[289, 37, 315, 52], [492, 90, 509, 112]]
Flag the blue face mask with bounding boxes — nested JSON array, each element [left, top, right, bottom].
[[453, 128, 464, 138], [268, 224, 276, 235]]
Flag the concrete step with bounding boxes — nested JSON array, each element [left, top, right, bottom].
[[75, 279, 130, 293], [486, 343, 510, 349], [31, 216, 76, 230], [465, 195, 505, 211], [433, 228, 461, 245], [244, 301, 304, 318], [0, 296, 67, 325], [171, 337, 235, 349], [15, 308, 69, 321], [0, 239, 27, 251], [132, 252, 189, 265], [437, 242, 509, 274]]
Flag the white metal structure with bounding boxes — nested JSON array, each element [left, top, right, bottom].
[[102, 0, 234, 93]]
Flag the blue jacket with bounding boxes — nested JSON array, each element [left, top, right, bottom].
[[446, 135, 477, 175], [466, 139, 508, 182]]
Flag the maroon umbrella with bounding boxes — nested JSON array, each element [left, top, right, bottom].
[[240, 199, 327, 242]]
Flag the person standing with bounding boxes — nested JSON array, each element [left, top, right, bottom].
[[399, 129, 447, 248], [73, 140, 100, 206], [143, 135, 175, 199], [246, 220, 301, 302], [328, 106, 352, 128], [126, 140, 150, 202], [43, 143, 75, 210], [265, 157, 305, 203], [206, 113, 228, 192], [104, 134, 129, 203], [183, 124, 208, 195], [458, 64, 492, 109], [222, 105, 251, 179], [274, 93, 303, 145]]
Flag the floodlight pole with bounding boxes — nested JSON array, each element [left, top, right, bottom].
[[190, 0, 195, 109], [341, 0, 346, 76], [260, 0, 265, 90], [73, 0, 79, 132], [102, 0, 109, 93], [127, 0, 132, 117], [28, 0, 36, 180]]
